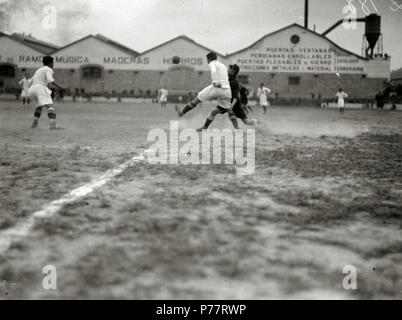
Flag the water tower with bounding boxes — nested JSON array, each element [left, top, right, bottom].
[[321, 13, 384, 60], [362, 14, 383, 59]]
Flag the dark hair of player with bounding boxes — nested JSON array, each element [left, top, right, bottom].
[[43, 56, 54, 66], [206, 52, 217, 62]]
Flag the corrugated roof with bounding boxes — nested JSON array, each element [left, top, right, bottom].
[[10, 33, 59, 54], [1, 24, 381, 63], [94, 34, 139, 56], [51, 34, 139, 56], [0, 31, 47, 54], [140, 35, 225, 57]]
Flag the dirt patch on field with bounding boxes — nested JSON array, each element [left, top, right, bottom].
[[0, 103, 401, 299]]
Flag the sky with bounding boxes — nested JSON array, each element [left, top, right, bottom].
[[1, 0, 401, 69]]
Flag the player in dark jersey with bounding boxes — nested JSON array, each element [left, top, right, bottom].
[[197, 64, 258, 131], [239, 84, 252, 113]]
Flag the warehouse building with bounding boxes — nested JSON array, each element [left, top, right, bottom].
[[0, 21, 391, 102], [48, 34, 226, 98], [0, 32, 59, 94], [226, 23, 390, 101]]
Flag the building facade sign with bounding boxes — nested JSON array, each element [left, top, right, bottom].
[[227, 25, 378, 75], [1, 25, 390, 79]]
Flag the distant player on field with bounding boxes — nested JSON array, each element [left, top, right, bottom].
[[18, 73, 31, 106], [175, 52, 232, 120], [158, 87, 169, 107], [197, 64, 258, 131], [335, 88, 348, 114], [28, 56, 65, 130], [375, 90, 384, 112], [257, 83, 271, 114]]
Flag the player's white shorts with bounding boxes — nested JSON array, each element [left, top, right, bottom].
[[28, 84, 53, 107], [260, 96, 269, 107], [197, 85, 232, 109], [160, 97, 167, 103], [21, 89, 29, 98]]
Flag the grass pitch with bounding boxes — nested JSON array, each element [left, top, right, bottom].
[[0, 100, 401, 299]]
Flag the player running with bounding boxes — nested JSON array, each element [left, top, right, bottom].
[[175, 52, 232, 119], [335, 88, 348, 114], [28, 56, 66, 130], [197, 64, 258, 131], [158, 87, 169, 107], [257, 83, 271, 114], [18, 73, 31, 106]]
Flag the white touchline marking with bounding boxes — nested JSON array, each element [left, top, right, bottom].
[[22, 145, 98, 150], [0, 151, 148, 255]]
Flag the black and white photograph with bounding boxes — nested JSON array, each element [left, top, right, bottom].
[[0, 0, 401, 303]]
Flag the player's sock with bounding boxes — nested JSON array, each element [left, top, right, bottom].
[[182, 104, 195, 115], [48, 106, 57, 130], [229, 115, 239, 129], [31, 118, 39, 128], [32, 107, 42, 128]]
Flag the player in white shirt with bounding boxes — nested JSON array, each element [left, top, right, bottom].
[[28, 56, 65, 130], [335, 88, 348, 114], [175, 52, 232, 118], [18, 73, 31, 106], [197, 64, 258, 131], [158, 88, 169, 108], [257, 83, 271, 114]]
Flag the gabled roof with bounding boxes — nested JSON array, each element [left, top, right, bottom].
[[227, 23, 366, 60], [140, 35, 224, 57], [51, 34, 138, 56], [0, 31, 46, 54], [9, 33, 59, 54], [94, 34, 139, 56], [50, 34, 93, 53]]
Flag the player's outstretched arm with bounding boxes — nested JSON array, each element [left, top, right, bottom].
[[50, 80, 66, 90]]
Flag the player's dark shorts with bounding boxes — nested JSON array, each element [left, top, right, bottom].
[[217, 104, 247, 120]]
